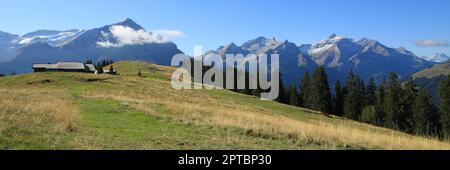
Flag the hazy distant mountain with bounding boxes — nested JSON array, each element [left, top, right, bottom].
[[13, 29, 83, 47], [0, 29, 82, 62], [0, 18, 183, 74], [0, 31, 18, 44], [422, 53, 450, 63], [207, 34, 434, 87], [0, 31, 19, 62]]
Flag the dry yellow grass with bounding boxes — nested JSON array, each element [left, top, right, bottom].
[[1, 61, 450, 150], [0, 88, 79, 130], [0, 88, 79, 148], [82, 74, 450, 150]]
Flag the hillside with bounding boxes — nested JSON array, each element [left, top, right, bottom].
[[412, 61, 450, 104], [413, 61, 450, 79], [1, 61, 449, 149]]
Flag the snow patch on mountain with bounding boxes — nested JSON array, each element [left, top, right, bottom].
[[14, 29, 83, 47], [422, 53, 449, 63], [310, 44, 335, 56]]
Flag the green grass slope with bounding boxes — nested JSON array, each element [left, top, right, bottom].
[[1, 61, 449, 150], [413, 61, 450, 79], [411, 61, 450, 104]]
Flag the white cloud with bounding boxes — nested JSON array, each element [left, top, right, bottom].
[[153, 29, 185, 39], [97, 26, 184, 48], [413, 39, 449, 47]]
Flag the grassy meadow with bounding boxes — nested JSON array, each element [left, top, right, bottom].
[[1, 61, 450, 150]]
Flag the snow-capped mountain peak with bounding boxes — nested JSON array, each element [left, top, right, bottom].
[[311, 34, 349, 51], [13, 29, 83, 47], [328, 33, 343, 40], [306, 34, 433, 75], [422, 53, 450, 63], [324, 33, 344, 42], [308, 34, 348, 64]]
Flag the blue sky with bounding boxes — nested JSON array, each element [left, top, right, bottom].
[[0, 0, 449, 57]]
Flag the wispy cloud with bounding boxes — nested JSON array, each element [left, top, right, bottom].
[[153, 29, 185, 40], [413, 39, 449, 47], [97, 26, 184, 48]]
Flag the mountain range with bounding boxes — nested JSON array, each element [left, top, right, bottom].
[[0, 18, 445, 90], [207, 34, 435, 87], [0, 18, 183, 74]]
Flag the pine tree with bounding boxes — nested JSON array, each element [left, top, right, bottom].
[[413, 89, 439, 135], [299, 71, 311, 108], [374, 79, 387, 126], [400, 78, 417, 132], [109, 65, 115, 74], [138, 69, 142, 77], [276, 74, 288, 104], [366, 78, 377, 106], [97, 67, 104, 74], [361, 105, 377, 125], [384, 72, 403, 129], [358, 78, 367, 106], [440, 74, 450, 137], [343, 70, 363, 120], [334, 80, 344, 116], [309, 66, 332, 113], [101, 60, 107, 68], [287, 85, 300, 106]]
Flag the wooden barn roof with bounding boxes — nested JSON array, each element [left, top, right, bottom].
[[33, 62, 87, 70]]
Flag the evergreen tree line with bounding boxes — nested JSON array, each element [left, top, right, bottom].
[[0, 72, 15, 76], [188, 59, 277, 99], [282, 66, 450, 138], [185, 61, 450, 138], [87, 59, 114, 74]]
